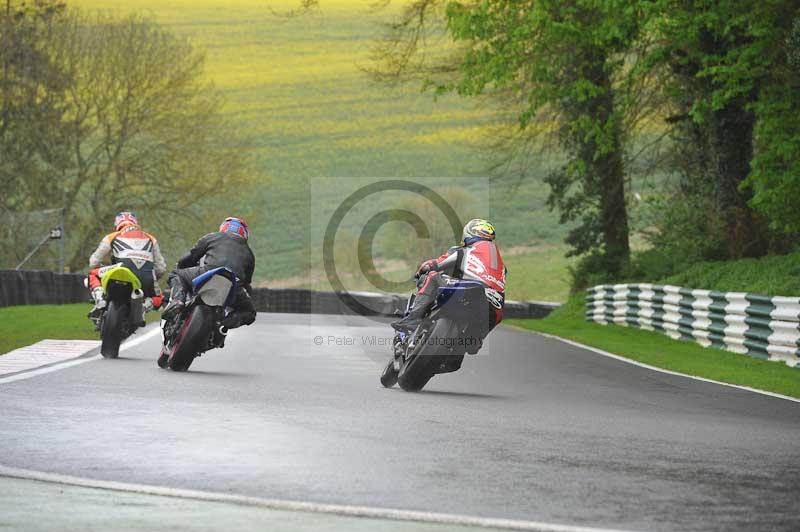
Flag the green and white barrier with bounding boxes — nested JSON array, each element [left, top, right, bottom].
[[586, 284, 800, 367]]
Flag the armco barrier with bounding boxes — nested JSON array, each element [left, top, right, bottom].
[[249, 289, 408, 316], [586, 284, 800, 367], [1, 271, 560, 320], [0, 270, 87, 307], [250, 288, 559, 319]]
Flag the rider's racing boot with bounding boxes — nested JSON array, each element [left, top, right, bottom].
[[161, 284, 186, 321], [141, 297, 155, 326], [87, 287, 106, 320], [390, 292, 434, 333], [157, 345, 170, 369]]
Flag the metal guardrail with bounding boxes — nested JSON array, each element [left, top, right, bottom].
[[0, 270, 87, 307], [1, 270, 560, 320], [586, 284, 800, 367], [250, 288, 559, 319]]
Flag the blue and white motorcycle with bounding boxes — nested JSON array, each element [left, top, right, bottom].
[[157, 267, 239, 372], [381, 279, 493, 392]]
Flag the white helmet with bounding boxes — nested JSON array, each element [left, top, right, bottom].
[[462, 219, 496, 245]]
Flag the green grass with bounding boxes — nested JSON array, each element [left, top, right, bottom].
[[503, 246, 575, 302], [0, 303, 160, 355], [505, 297, 800, 399], [0, 304, 99, 354], [658, 250, 800, 296]]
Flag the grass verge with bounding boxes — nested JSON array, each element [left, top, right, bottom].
[[0, 303, 160, 355], [504, 296, 800, 399]]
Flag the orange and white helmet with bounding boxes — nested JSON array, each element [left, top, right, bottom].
[[114, 212, 139, 231]]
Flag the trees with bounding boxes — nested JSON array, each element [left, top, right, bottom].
[[641, 0, 800, 260], [51, 12, 247, 270], [744, 7, 800, 233], [305, 0, 800, 283], [440, 1, 645, 277], [646, 0, 764, 259], [365, 1, 662, 281], [1, 8, 249, 270], [1, 0, 69, 268], [1, 0, 68, 212], [375, 1, 800, 279]]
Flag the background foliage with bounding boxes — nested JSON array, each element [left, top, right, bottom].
[[4, 0, 800, 301]]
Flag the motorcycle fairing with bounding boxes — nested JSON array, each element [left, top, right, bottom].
[[432, 280, 491, 346], [434, 280, 487, 317], [100, 263, 142, 294], [191, 267, 237, 307]]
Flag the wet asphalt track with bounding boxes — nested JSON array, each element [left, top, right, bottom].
[[1, 313, 799, 531]]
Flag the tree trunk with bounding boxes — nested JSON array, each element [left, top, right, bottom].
[[708, 100, 767, 258], [695, 27, 767, 259], [597, 141, 630, 274], [588, 60, 630, 275]]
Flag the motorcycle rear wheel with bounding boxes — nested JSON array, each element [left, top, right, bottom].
[[398, 319, 454, 392], [168, 304, 214, 372], [100, 300, 129, 359]]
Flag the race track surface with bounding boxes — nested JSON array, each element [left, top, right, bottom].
[[1, 313, 799, 531]]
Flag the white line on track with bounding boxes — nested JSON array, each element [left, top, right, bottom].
[[526, 329, 800, 404], [0, 326, 160, 385], [0, 464, 631, 532]]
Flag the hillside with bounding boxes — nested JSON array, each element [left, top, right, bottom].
[[72, 0, 572, 301]]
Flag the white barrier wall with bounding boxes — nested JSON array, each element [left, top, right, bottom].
[[586, 284, 800, 367]]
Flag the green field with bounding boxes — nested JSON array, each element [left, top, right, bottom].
[[71, 0, 571, 302]]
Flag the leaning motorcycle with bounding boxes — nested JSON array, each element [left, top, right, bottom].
[[90, 263, 146, 359], [158, 267, 237, 372], [381, 279, 493, 392]]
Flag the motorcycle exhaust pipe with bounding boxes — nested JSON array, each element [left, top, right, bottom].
[[218, 325, 228, 336], [132, 288, 144, 300]]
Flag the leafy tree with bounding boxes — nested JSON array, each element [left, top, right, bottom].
[[440, 0, 644, 277], [744, 9, 800, 233], [643, 0, 800, 259], [0, 0, 69, 267], [0, 0, 68, 211], [1, 9, 251, 271]]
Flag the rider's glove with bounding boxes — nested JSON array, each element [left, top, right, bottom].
[[415, 259, 437, 279]]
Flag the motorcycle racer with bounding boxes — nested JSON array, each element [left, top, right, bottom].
[[160, 216, 256, 331], [87, 212, 167, 321], [391, 218, 506, 333]]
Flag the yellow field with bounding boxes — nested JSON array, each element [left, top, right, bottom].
[[72, 0, 491, 160]]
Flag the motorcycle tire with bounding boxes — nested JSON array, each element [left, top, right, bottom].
[[100, 300, 129, 359], [168, 304, 214, 372], [380, 358, 399, 388], [397, 318, 454, 392]]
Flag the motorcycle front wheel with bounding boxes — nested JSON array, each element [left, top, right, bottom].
[[380, 358, 399, 388]]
